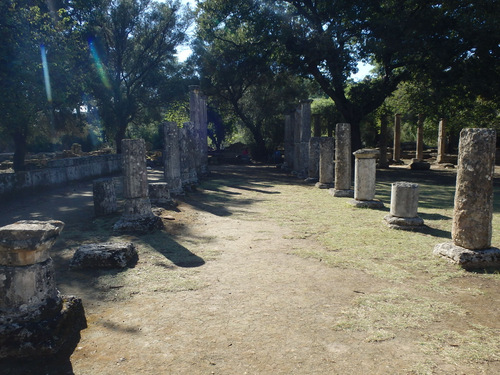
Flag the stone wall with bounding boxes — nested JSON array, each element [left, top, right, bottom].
[[0, 154, 122, 196]]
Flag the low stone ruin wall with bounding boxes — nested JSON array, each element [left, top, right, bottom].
[[0, 154, 122, 196]]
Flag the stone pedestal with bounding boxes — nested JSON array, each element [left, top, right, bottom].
[[93, 177, 117, 216], [163, 122, 183, 194], [306, 137, 320, 183], [0, 220, 86, 360], [114, 139, 163, 233], [330, 123, 353, 197], [384, 182, 424, 230], [349, 149, 384, 208], [315, 137, 335, 189], [434, 128, 500, 269]]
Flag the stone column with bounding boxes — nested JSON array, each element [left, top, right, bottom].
[[163, 122, 183, 194], [315, 137, 335, 189], [436, 118, 447, 163], [349, 149, 384, 208], [299, 99, 313, 178], [114, 139, 162, 232], [307, 137, 321, 182], [0, 220, 86, 360], [378, 113, 389, 168], [434, 128, 500, 269], [283, 112, 294, 171], [293, 108, 301, 175], [199, 94, 209, 175], [410, 114, 430, 170], [393, 114, 401, 163], [313, 114, 321, 137], [184, 121, 199, 185], [384, 182, 424, 230], [330, 123, 353, 197], [93, 177, 117, 216]]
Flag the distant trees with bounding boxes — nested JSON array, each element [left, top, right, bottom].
[[0, 0, 193, 171], [195, 0, 500, 151]]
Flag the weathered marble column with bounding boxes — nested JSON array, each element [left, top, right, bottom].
[[0, 220, 86, 360], [283, 112, 295, 171], [163, 122, 183, 194], [434, 128, 500, 269], [184, 121, 199, 185], [436, 118, 447, 163], [384, 182, 424, 230], [378, 113, 389, 168], [410, 113, 430, 170], [315, 137, 335, 189], [393, 114, 402, 163], [189, 85, 209, 176], [114, 139, 163, 232], [349, 149, 384, 208], [330, 123, 353, 197], [313, 114, 321, 137], [299, 99, 313, 178], [306, 137, 321, 182], [293, 108, 301, 175]]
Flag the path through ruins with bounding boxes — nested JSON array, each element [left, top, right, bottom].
[[1, 164, 499, 374]]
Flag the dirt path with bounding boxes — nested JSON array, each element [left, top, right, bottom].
[[1, 164, 499, 374]]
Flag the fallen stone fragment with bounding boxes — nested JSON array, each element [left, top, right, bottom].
[[70, 242, 138, 269]]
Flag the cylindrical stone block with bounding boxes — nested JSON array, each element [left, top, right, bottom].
[[452, 128, 496, 250], [149, 182, 171, 204], [318, 137, 335, 185], [122, 139, 149, 199], [334, 123, 352, 191], [353, 149, 379, 201], [390, 182, 419, 218], [93, 178, 117, 216]]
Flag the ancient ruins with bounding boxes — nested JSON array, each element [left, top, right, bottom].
[[434, 128, 500, 269]]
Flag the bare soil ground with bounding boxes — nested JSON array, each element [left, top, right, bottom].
[[1, 163, 499, 374]]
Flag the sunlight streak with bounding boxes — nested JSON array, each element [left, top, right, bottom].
[[40, 45, 52, 103], [88, 40, 112, 89]]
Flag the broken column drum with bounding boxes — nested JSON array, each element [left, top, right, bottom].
[[384, 182, 424, 230], [315, 137, 335, 189], [93, 177, 118, 216], [330, 123, 353, 197], [0, 220, 86, 360], [114, 139, 163, 232], [434, 128, 500, 269], [349, 149, 384, 208]]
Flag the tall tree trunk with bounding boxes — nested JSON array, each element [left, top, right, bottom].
[[13, 130, 27, 172], [250, 126, 267, 162], [114, 124, 127, 154]]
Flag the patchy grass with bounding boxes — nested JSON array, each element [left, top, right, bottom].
[[261, 166, 500, 372]]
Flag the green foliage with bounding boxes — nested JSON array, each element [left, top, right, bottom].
[[164, 100, 190, 126]]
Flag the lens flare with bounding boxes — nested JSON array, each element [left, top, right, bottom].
[[88, 40, 112, 89], [40, 45, 52, 103]]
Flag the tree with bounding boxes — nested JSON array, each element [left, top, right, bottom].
[[0, 1, 84, 170], [195, 0, 499, 151], [84, 0, 191, 152], [195, 1, 309, 161]]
